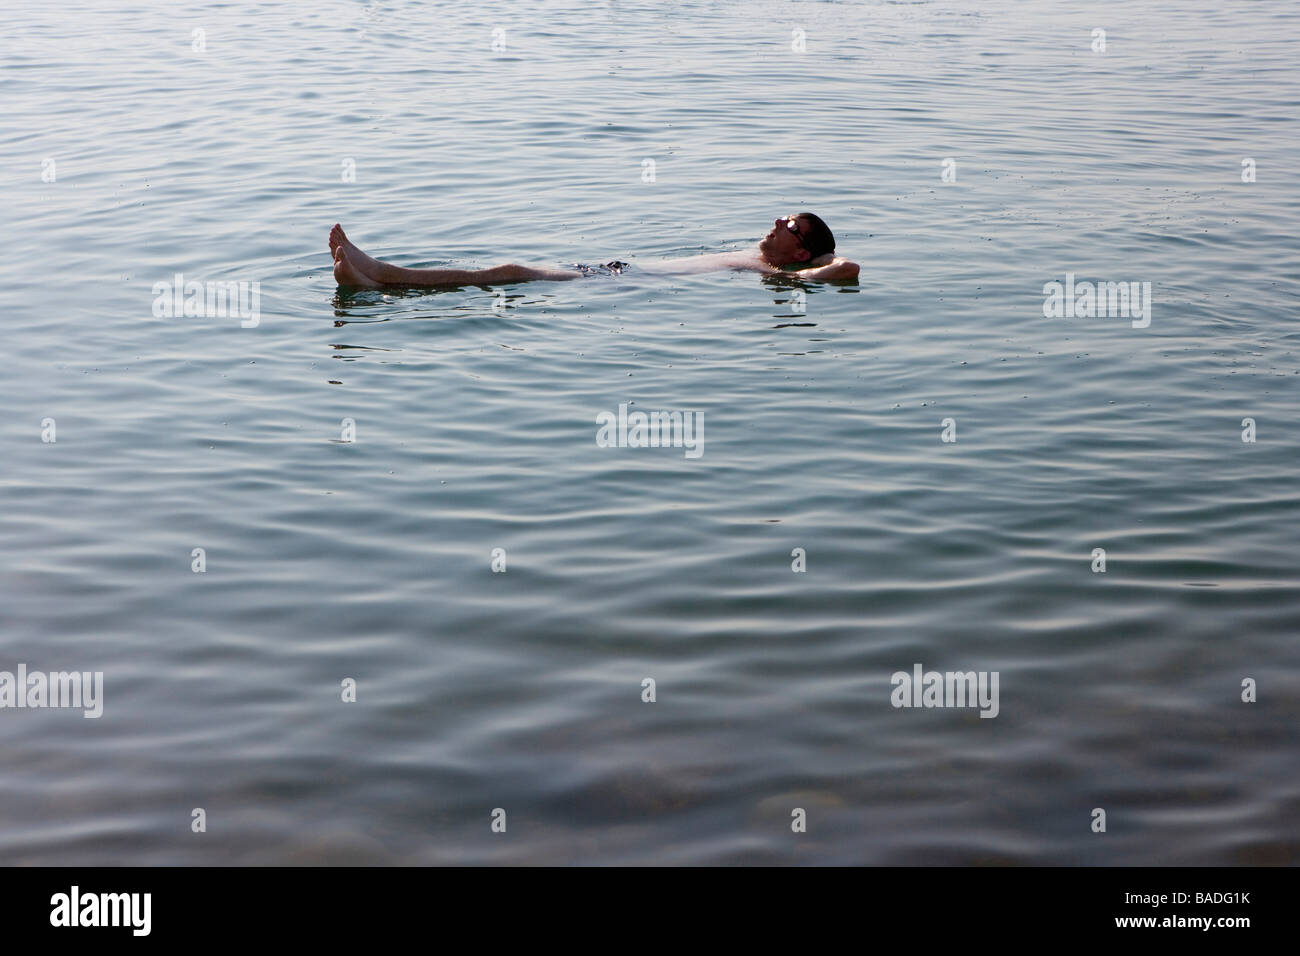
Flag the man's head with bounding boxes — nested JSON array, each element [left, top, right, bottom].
[[758, 211, 836, 266]]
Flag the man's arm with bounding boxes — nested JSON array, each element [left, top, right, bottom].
[[790, 256, 860, 281]]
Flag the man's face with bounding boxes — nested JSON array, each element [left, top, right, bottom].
[[759, 214, 812, 266]]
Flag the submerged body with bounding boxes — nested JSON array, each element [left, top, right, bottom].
[[637, 250, 809, 276], [329, 214, 859, 289]]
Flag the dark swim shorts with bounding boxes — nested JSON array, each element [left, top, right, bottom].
[[568, 260, 630, 276]]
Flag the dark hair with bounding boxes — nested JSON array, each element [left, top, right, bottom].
[[795, 212, 835, 260]]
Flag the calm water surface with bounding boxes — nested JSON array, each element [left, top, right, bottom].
[[2, 0, 1298, 864]]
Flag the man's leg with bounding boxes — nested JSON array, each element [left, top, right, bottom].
[[330, 224, 581, 288], [368, 259, 581, 286]]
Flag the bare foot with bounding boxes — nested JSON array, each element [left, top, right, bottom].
[[332, 243, 382, 289], [329, 223, 387, 278], [328, 222, 347, 255]]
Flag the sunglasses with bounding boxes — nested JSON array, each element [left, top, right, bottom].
[[782, 217, 806, 244]]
